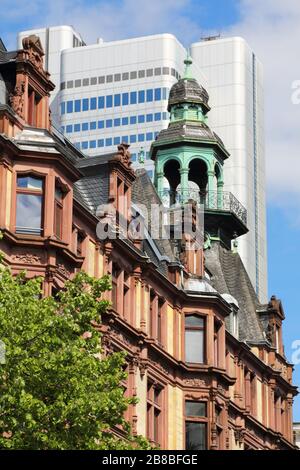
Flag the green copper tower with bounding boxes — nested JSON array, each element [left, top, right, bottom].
[[150, 56, 248, 248]]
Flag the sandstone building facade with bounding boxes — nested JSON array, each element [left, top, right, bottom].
[[0, 36, 297, 450]]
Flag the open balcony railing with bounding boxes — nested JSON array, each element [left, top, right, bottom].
[[158, 189, 247, 226]]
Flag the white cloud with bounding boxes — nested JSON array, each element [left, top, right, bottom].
[[224, 0, 300, 206]]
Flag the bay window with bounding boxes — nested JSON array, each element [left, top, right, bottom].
[[185, 401, 207, 450], [54, 185, 64, 238], [185, 315, 205, 364], [16, 175, 43, 235]]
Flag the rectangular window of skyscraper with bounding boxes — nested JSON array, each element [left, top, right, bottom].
[[75, 79, 81, 87], [106, 75, 113, 83], [146, 68, 153, 77], [82, 141, 88, 150], [163, 67, 169, 75], [130, 92, 137, 105], [114, 73, 121, 82], [131, 153, 137, 161], [90, 121, 96, 130], [162, 88, 168, 100], [171, 68, 176, 77], [106, 119, 112, 128], [138, 115, 145, 124], [106, 138, 112, 146], [122, 117, 129, 125], [154, 112, 161, 121], [82, 123, 88, 131], [122, 136, 128, 143], [74, 99, 81, 112], [98, 120, 104, 129], [114, 136, 121, 145], [146, 132, 153, 141], [162, 112, 168, 120], [114, 118, 121, 127], [67, 80, 73, 89], [82, 98, 89, 111], [146, 114, 153, 122], [66, 125, 72, 133], [122, 72, 129, 80], [82, 78, 89, 86], [138, 134, 145, 142], [66, 101, 73, 113], [130, 71, 137, 79], [146, 89, 153, 102], [154, 67, 161, 76], [154, 88, 161, 101], [138, 70, 145, 78], [114, 94, 121, 106], [90, 77, 97, 85], [90, 97, 97, 110], [106, 95, 113, 108], [130, 135, 137, 143], [74, 124, 80, 132], [138, 90, 145, 103], [60, 102, 65, 115], [98, 76, 105, 84], [60, 82, 65, 90], [185, 401, 207, 450], [122, 93, 129, 106], [130, 116, 137, 124], [89, 140, 96, 149], [98, 96, 104, 109], [98, 139, 104, 147]]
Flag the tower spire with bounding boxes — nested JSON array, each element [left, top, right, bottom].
[[183, 51, 193, 80]]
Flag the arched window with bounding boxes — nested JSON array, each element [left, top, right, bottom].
[[185, 315, 205, 363]]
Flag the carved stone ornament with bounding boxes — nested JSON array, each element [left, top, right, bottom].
[[22, 35, 44, 72], [115, 143, 132, 167], [56, 264, 71, 279], [183, 377, 209, 387], [13, 253, 41, 264], [9, 81, 25, 118]]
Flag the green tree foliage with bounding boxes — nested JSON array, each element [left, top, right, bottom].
[[0, 255, 150, 450]]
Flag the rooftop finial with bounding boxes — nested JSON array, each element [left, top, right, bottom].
[[183, 50, 193, 80]]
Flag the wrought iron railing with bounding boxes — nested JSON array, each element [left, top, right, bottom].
[[158, 189, 247, 226]]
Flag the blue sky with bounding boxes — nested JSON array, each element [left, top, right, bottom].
[[1, 0, 300, 419]]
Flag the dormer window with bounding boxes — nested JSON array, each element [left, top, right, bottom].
[[16, 175, 43, 235]]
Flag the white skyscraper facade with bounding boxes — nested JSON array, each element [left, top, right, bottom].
[[17, 27, 267, 301]]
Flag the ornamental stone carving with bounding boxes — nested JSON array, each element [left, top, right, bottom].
[[13, 253, 41, 264], [9, 81, 25, 118]]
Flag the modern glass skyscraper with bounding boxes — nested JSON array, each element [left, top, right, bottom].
[[17, 26, 267, 302]]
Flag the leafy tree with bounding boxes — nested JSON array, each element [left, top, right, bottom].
[[0, 251, 150, 450]]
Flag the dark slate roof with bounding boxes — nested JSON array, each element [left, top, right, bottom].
[[205, 243, 265, 342], [132, 169, 175, 262], [74, 170, 109, 215], [0, 46, 17, 65], [151, 120, 228, 157], [168, 78, 210, 113]]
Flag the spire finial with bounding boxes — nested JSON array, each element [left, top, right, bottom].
[[183, 50, 193, 80]]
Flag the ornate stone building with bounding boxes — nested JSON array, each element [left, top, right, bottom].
[[0, 36, 297, 450]]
